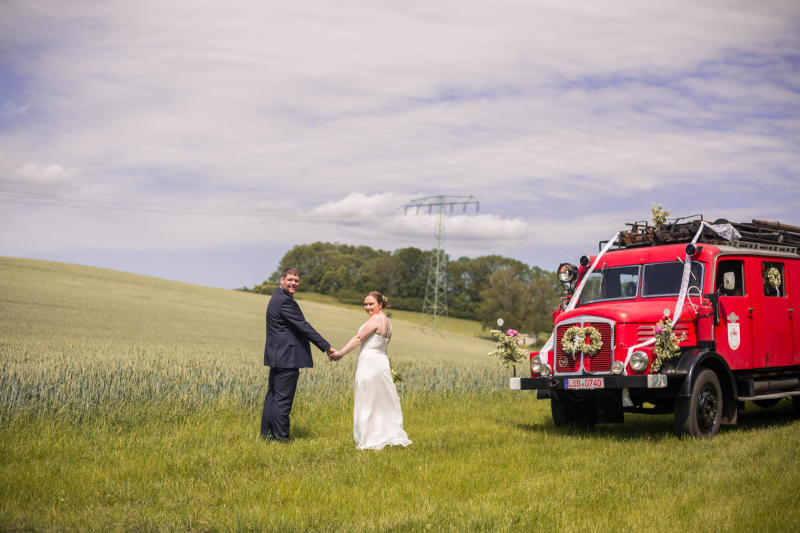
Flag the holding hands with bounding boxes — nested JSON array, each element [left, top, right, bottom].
[[327, 347, 343, 361]]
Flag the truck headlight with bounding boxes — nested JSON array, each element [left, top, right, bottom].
[[557, 263, 578, 283], [530, 355, 541, 375], [611, 360, 624, 374], [538, 363, 551, 377], [630, 351, 650, 373]]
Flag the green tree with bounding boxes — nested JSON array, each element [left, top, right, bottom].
[[477, 266, 535, 332], [527, 266, 561, 333], [259, 242, 560, 332]]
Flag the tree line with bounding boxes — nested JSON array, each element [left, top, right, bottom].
[[249, 242, 560, 334]]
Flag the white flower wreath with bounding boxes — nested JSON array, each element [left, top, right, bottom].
[[561, 325, 603, 356]]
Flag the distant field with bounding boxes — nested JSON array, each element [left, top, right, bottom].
[[0, 257, 493, 362], [294, 291, 489, 338], [1, 256, 799, 531]]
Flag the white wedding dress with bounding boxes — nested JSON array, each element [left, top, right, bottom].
[[353, 314, 412, 450]]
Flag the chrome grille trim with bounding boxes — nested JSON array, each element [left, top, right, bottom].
[[554, 315, 616, 376]]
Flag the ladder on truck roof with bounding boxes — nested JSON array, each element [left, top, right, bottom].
[[604, 215, 800, 256]]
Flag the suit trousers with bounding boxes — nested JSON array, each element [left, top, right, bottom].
[[261, 367, 300, 441]]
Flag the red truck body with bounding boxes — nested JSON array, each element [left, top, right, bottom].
[[511, 219, 800, 437]]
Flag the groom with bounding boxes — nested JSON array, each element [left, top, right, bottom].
[[261, 267, 336, 441]]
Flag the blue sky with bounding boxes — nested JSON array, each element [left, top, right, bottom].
[[1, 0, 799, 289]]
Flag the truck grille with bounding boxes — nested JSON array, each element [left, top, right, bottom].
[[554, 320, 614, 374]]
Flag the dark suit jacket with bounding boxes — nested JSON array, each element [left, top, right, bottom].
[[264, 288, 331, 368]]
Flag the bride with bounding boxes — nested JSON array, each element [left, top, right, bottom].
[[332, 291, 412, 450]]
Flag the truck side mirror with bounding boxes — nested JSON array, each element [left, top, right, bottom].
[[704, 293, 720, 327]]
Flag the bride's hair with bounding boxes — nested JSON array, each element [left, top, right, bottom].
[[367, 291, 389, 309]]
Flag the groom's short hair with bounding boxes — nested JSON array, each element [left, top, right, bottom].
[[281, 267, 299, 278]]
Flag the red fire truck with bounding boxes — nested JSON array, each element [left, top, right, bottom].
[[511, 217, 800, 437]]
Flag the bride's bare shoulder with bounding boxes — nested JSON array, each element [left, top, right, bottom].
[[361, 314, 381, 331]]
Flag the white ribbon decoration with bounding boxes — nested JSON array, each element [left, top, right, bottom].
[[625, 221, 720, 373], [538, 232, 620, 370], [566, 232, 621, 313]]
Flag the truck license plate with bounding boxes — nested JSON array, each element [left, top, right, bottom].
[[565, 377, 604, 389]]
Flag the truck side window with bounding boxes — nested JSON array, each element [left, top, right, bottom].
[[762, 261, 785, 297], [715, 260, 744, 297]]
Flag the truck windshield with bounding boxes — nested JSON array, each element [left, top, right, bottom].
[[642, 261, 704, 297], [579, 266, 640, 304]]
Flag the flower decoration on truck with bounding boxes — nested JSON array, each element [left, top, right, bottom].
[[651, 312, 687, 372], [766, 267, 781, 291], [561, 325, 603, 356], [651, 203, 671, 230]]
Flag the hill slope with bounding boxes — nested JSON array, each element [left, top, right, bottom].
[[0, 257, 495, 365]]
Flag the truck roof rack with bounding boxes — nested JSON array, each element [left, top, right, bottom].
[[601, 215, 800, 256]]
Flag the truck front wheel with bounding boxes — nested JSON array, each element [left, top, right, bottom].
[[551, 392, 598, 429], [675, 368, 722, 438]]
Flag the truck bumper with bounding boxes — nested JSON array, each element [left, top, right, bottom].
[[509, 374, 669, 391]]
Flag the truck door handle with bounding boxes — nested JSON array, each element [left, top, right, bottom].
[[747, 307, 754, 318]]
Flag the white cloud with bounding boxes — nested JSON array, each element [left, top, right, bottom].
[[16, 162, 75, 183], [1, 101, 29, 116], [310, 192, 532, 254], [0, 153, 79, 193], [311, 192, 416, 222]]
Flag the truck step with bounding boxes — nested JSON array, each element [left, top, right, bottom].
[[738, 390, 800, 401]]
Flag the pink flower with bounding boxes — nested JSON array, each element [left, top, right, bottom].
[[506, 329, 519, 337], [654, 325, 663, 334]]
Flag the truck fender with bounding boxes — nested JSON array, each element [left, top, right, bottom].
[[675, 349, 738, 425]]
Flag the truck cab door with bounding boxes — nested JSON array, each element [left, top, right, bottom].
[[756, 260, 792, 368], [713, 258, 754, 369]]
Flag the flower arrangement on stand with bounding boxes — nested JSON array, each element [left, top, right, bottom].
[[488, 329, 528, 374], [651, 311, 687, 372]]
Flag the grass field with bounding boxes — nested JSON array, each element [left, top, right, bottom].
[[1, 256, 799, 531]]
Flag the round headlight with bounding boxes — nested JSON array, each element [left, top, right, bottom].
[[538, 363, 552, 377], [611, 360, 625, 375], [530, 355, 541, 374], [630, 351, 650, 373], [557, 263, 577, 283]]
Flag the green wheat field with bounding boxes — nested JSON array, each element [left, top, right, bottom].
[[1, 256, 799, 532]]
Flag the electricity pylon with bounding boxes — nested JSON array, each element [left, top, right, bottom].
[[404, 195, 479, 331]]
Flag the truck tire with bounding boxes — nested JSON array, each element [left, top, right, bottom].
[[675, 368, 722, 438], [551, 393, 598, 429]]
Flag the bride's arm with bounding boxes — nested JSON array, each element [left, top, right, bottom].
[[338, 316, 380, 356]]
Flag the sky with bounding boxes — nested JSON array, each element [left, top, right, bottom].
[[1, 0, 799, 289]]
